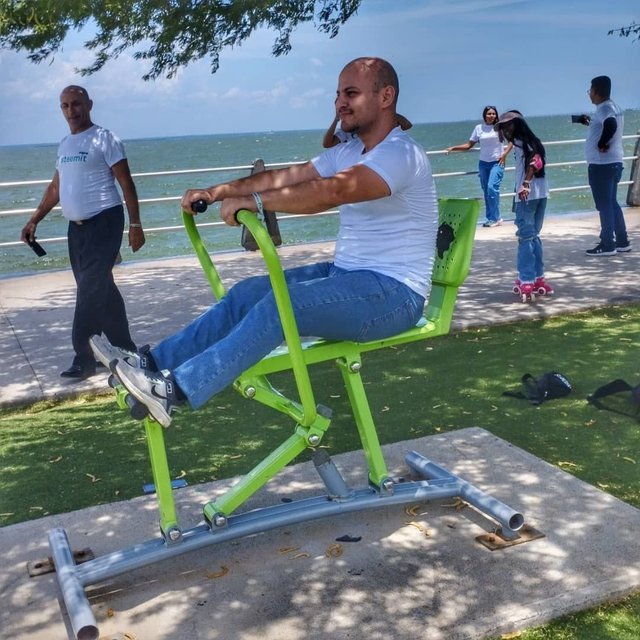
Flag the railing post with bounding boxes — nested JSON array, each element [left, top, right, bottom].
[[627, 131, 640, 206]]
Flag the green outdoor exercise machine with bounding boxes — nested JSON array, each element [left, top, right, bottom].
[[48, 195, 528, 640]]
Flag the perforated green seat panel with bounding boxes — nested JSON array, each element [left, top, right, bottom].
[[432, 197, 480, 287]]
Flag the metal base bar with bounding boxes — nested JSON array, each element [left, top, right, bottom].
[[48, 451, 525, 640]]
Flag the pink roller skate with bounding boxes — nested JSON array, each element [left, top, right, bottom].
[[534, 276, 554, 296], [513, 279, 535, 303], [512, 278, 522, 295]]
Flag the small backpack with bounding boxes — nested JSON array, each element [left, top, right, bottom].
[[504, 372, 572, 405], [587, 379, 640, 419]]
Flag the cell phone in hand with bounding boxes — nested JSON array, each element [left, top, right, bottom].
[[28, 238, 47, 257], [571, 115, 585, 124]]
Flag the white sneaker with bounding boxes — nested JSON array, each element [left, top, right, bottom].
[[90, 334, 153, 370], [113, 360, 182, 428]]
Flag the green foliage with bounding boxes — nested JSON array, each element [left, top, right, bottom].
[[608, 21, 640, 41], [0, 0, 362, 79]]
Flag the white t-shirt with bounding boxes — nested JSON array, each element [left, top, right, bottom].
[[512, 142, 549, 200], [312, 127, 438, 298], [56, 125, 125, 221], [585, 99, 624, 164], [470, 123, 505, 162]]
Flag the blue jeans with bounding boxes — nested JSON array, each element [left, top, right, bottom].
[[478, 160, 504, 223], [151, 263, 425, 409], [588, 163, 627, 251], [514, 198, 547, 283]]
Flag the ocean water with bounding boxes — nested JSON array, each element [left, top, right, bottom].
[[1, 111, 639, 278]]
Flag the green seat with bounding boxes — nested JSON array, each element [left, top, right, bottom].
[[182, 197, 480, 522]]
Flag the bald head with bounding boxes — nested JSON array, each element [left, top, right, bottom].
[[342, 57, 399, 106], [60, 85, 91, 101]]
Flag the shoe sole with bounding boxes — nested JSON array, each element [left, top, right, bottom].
[[90, 335, 119, 369], [113, 361, 172, 428], [616, 246, 632, 253], [585, 251, 616, 257], [90, 335, 141, 370], [60, 369, 96, 380]]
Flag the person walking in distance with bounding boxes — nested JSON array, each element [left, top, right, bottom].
[[90, 57, 439, 427], [577, 76, 630, 256], [20, 85, 145, 379]]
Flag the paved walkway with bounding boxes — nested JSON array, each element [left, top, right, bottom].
[[1, 209, 640, 408]]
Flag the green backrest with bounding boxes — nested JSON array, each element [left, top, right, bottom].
[[424, 198, 479, 327], [431, 198, 480, 287]]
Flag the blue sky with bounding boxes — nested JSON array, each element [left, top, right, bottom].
[[0, 0, 638, 146]]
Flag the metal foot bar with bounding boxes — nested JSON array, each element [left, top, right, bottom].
[[49, 450, 522, 640], [48, 528, 99, 640], [406, 450, 525, 536]]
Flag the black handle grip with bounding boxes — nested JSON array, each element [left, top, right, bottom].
[[192, 199, 209, 213]]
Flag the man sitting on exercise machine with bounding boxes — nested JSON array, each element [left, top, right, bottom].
[[91, 56, 439, 427]]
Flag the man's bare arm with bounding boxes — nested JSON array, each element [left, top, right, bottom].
[[219, 164, 391, 226], [20, 171, 60, 243], [181, 161, 321, 214], [112, 159, 145, 252]]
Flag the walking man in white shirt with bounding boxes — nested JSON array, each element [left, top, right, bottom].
[[21, 86, 146, 379]]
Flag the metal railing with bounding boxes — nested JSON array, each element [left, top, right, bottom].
[[1, 134, 638, 252]]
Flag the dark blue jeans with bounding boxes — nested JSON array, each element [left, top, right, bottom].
[[152, 263, 425, 409], [588, 163, 627, 251], [67, 205, 136, 367]]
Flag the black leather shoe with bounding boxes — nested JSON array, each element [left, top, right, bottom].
[[60, 364, 96, 379]]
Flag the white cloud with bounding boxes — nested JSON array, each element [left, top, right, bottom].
[[222, 86, 242, 100], [289, 87, 328, 110]]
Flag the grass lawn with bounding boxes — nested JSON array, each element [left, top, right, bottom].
[[1, 303, 639, 638]]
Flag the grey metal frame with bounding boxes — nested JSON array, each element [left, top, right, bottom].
[[49, 449, 523, 640]]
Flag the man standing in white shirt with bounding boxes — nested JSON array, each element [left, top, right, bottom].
[[21, 86, 146, 379], [581, 75, 630, 256]]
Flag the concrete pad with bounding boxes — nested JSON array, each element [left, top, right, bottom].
[[2, 427, 639, 640]]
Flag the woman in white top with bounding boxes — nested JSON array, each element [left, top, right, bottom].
[[447, 105, 512, 227]]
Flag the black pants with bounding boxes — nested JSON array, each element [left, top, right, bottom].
[[67, 205, 136, 367]]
